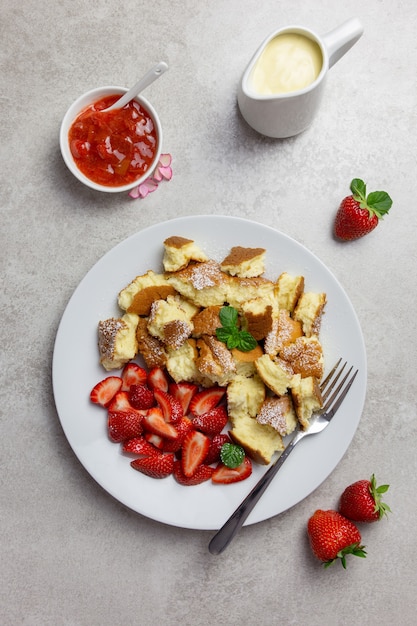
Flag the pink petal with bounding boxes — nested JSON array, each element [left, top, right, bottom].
[[129, 187, 141, 199], [138, 179, 158, 197], [159, 153, 172, 167], [152, 168, 163, 183], [128, 153, 172, 199], [158, 166, 172, 181]]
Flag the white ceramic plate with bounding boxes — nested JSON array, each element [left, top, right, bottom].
[[52, 216, 366, 531]]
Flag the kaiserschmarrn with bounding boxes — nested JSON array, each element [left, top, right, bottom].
[[97, 237, 327, 464]]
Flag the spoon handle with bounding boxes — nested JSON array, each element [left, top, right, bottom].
[[104, 61, 168, 111], [208, 431, 304, 555]]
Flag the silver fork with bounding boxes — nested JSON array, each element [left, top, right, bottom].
[[208, 359, 358, 555]]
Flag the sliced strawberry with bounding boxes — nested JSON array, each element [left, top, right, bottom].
[[108, 410, 144, 443], [121, 363, 147, 391], [129, 384, 155, 410], [192, 406, 228, 435], [142, 407, 179, 440], [122, 437, 159, 457], [212, 456, 252, 484], [154, 389, 183, 423], [189, 386, 226, 416], [181, 430, 210, 477], [169, 382, 198, 414], [131, 452, 174, 479], [90, 376, 122, 407], [162, 416, 194, 453], [108, 390, 134, 412], [147, 367, 169, 392], [173, 460, 214, 486], [204, 433, 231, 465], [144, 432, 164, 449]]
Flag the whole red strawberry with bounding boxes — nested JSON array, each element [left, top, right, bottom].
[[307, 509, 366, 569], [339, 474, 391, 523], [334, 178, 392, 241]]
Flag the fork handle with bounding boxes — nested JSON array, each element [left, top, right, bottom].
[[208, 430, 304, 555]]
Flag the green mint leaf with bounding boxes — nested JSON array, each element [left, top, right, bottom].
[[216, 305, 258, 352], [350, 178, 366, 202], [366, 191, 392, 217], [216, 326, 241, 349], [225, 332, 241, 350], [220, 442, 245, 468], [216, 327, 232, 343], [219, 306, 238, 328], [236, 331, 258, 352]]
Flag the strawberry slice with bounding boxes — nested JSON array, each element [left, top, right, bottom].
[[148, 367, 169, 392], [121, 363, 147, 391], [108, 410, 144, 443], [154, 389, 183, 423], [90, 376, 122, 407], [144, 432, 164, 449], [122, 437, 159, 457], [192, 406, 228, 435], [204, 433, 231, 465], [169, 382, 198, 414], [162, 416, 194, 453], [212, 456, 252, 484], [131, 452, 174, 479], [108, 390, 135, 412], [181, 430, 210, 477], [129, 384, 155, 410], [142, 407, 179, 440], [173, 460, 214, 486], [189, 387, 226, 416]]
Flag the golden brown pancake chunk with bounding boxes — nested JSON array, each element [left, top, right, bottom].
[[163, 236, 208, 272], [221, 246, 266, 278]]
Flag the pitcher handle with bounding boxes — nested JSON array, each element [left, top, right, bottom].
[[322, 18, 364, 69]]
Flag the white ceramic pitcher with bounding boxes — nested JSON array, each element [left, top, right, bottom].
[[237, 18, 364, 138]]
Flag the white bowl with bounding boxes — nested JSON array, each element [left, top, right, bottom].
[[59, 86, 163, 193]]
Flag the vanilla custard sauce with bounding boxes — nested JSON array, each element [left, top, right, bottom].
[[250, 33, 323, 95]]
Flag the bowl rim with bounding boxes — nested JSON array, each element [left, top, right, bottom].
[[59, 86, 163, 193]]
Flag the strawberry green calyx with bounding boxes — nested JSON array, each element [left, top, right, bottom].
[[220, 442, 245, 468], [324, 542, 367, 570], [369, 473, 391, 520], [350, 178, 393, 220]]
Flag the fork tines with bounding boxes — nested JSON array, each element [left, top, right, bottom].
[[320, 359, 358, 417]]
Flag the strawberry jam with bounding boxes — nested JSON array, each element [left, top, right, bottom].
[[68, 95, 158, 187]]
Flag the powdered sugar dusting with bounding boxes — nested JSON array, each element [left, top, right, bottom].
[[188, 260, 224, 290], [163, 320, 192, 350], [206, 336, 236, 374], [256, 397, 288, 435], [264, 319, 280, 355], [280, 337, 323, 378], [98, 318, 125, 359]]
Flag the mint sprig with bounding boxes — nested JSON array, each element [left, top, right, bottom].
[[350, 178, 393, 219], [215, 306, 257, 352], [220, 442, 245, 468]]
